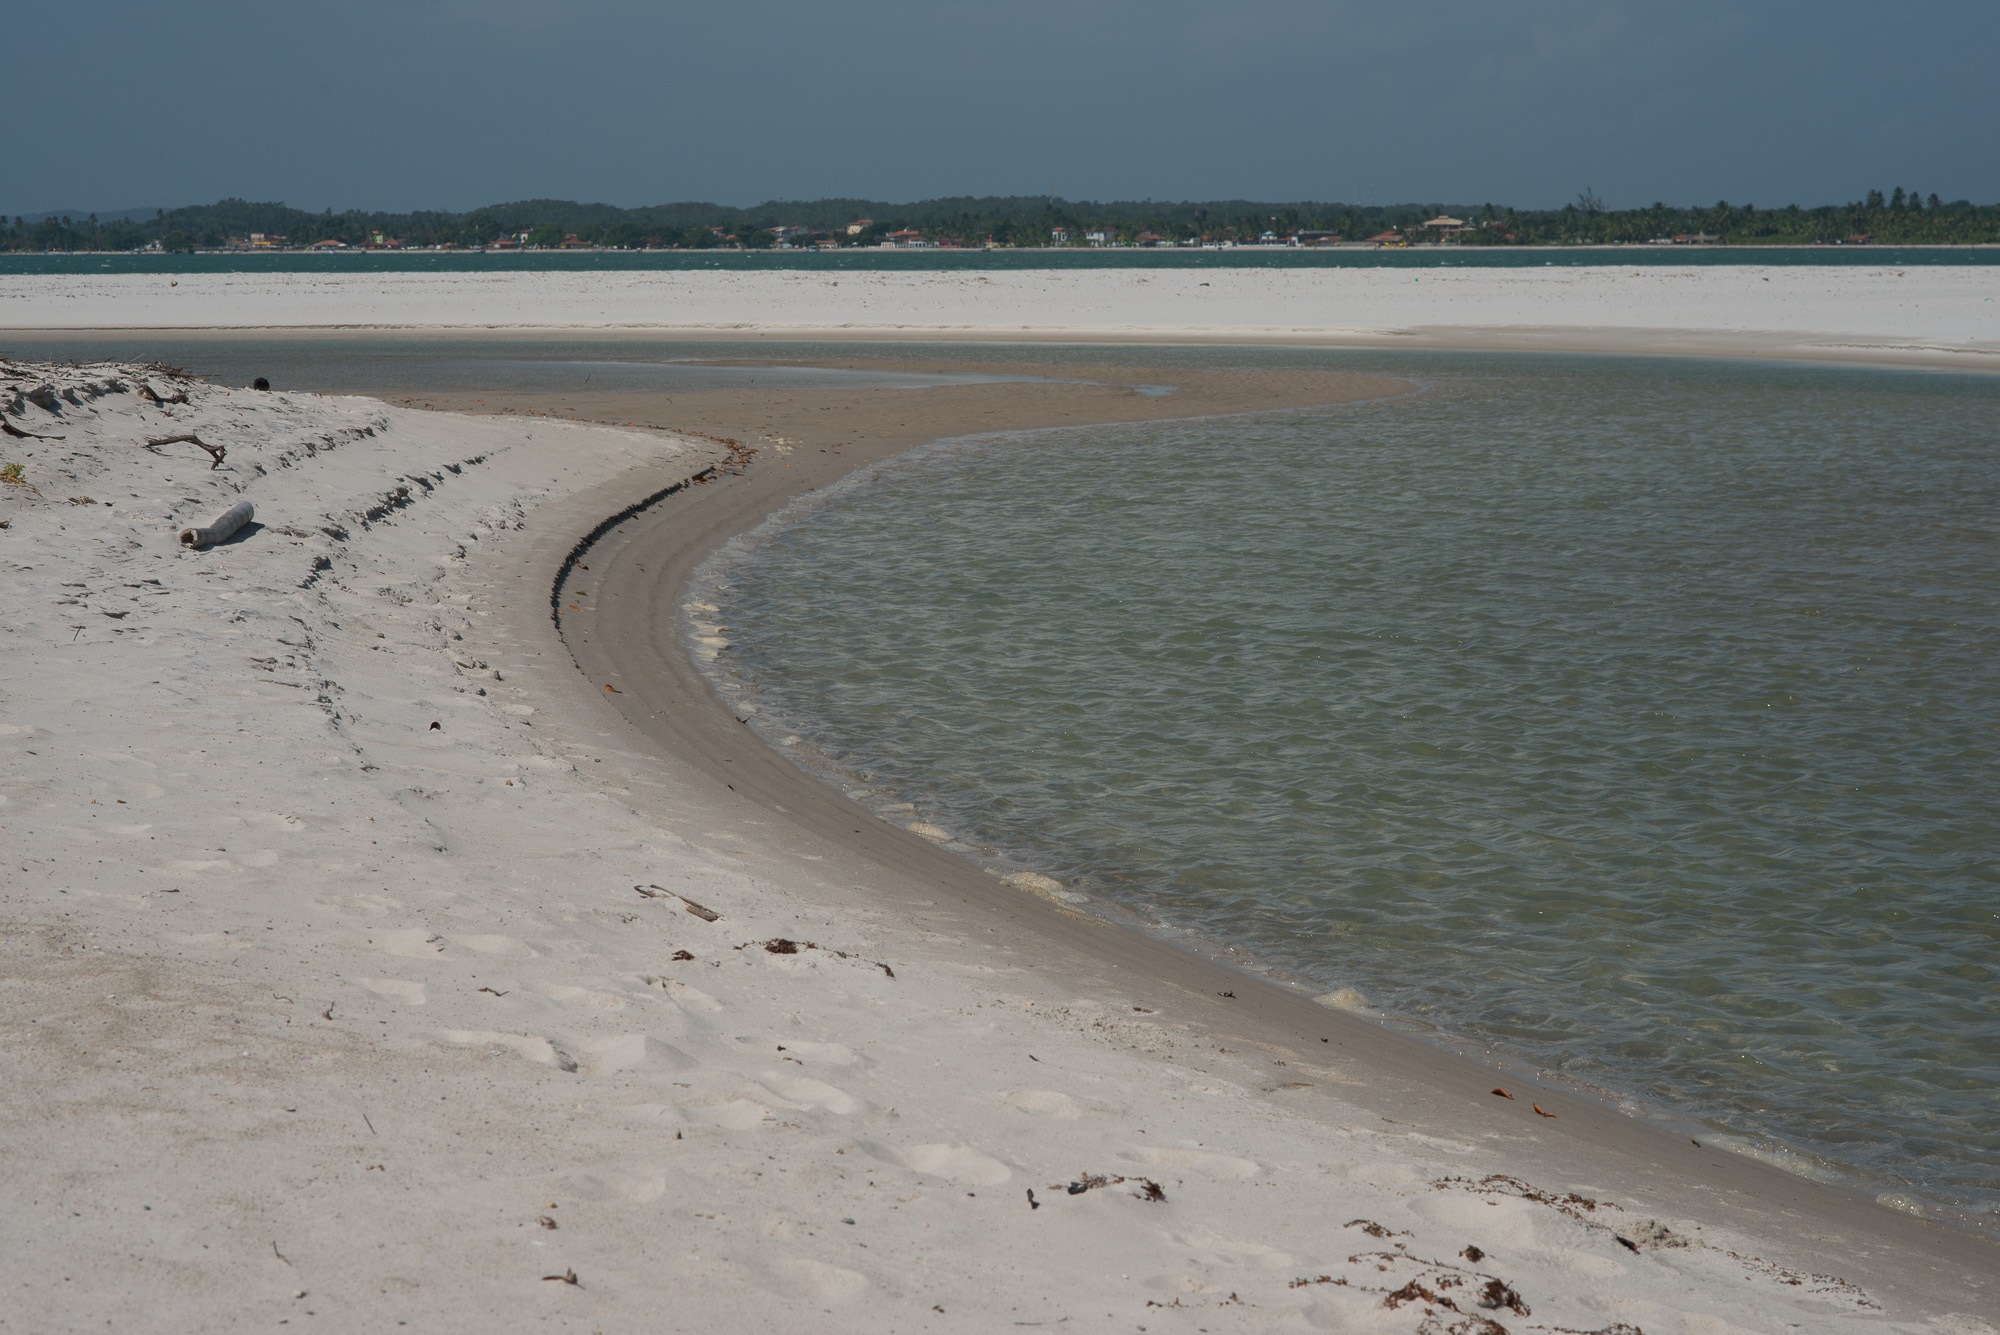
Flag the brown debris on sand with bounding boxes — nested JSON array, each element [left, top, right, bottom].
[[145, 432, 225, 469], [1056, 1172, 1166, 1202]]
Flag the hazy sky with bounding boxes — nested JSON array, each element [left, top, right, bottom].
[[17, 0, 1997, 215]]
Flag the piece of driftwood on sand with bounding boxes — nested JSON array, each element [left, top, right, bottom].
[[146, 432, 226, 469], [180, 500, 254, 549]]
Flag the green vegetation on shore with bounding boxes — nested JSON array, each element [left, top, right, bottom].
[[6, 189, 1998, 252]]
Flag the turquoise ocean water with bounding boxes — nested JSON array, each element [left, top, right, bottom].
[[692, 348, 2000, 1229]]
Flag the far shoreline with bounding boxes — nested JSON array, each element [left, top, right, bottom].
[[6, 322, 1999, 374]]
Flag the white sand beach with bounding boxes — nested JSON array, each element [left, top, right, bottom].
[[5, 263, 2000, 370], [3, 354, 1997, 1332]]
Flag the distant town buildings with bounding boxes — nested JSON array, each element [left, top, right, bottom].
[[210, 215, 1476, 252], [20, 189, 1998, 255]]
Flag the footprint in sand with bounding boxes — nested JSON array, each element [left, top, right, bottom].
[[352, 978, 428, 1004], [1296, 1286, 1386, 1331], [1519, 1243, 1625, 1277], [373, 928, 448, 958], [578, 1033, 698, 1075], [1411, 1191, 1550, 1251], [534, 983, 627, 1012], [997, 1089, 1083, 1120], [441, 1029, 577, 1072], [646, 978, 724, 1012], [767, 1258, 869, 1306], [562, 1166, 669, 1203], [1163, 1229, 1296, 1270], [451, 933, 538, 958], [607, 1103, 686, 1127], [759, 1073, 861, 1115], [776, 1040, 860, 1067], [321, 892, 404, 917], [884, 1143, 1013, 1186], [680, 1098, 772, 1130], [1117, 1146, 1261, 1179]]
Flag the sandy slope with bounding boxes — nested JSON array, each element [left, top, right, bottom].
[[2, 364, 1995, 1333], [4, 265, 1999, 369]]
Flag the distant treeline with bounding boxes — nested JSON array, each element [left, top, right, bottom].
[[5, 189, 1998, 251]]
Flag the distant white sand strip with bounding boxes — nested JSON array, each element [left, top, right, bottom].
[[4, 265, 1999, 367]]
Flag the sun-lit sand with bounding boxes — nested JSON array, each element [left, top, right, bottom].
[[4, 347, 1997, 1330], [6, 262, 1999, 370]]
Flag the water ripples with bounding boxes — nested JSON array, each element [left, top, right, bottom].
[[700, 352, 2000, 1224]]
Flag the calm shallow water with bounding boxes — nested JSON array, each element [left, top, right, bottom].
[[0, 337, 1067, 396], [699, 351, 2000, 1224]]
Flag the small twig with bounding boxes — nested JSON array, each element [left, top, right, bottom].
[[138, 382, 190, 407], [145, 433, 226, 470], [644, 884, 720, 921], [363, 1112, 377, 1135], [273, 1241, 292, 1266]]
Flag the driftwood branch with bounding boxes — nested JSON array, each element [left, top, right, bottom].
[[1, 415, 62, 441], [146, 433, 226, 469], [138, 382, 190, 407]]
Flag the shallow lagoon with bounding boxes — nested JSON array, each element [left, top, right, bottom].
[[699, 348, 2000, 1226]]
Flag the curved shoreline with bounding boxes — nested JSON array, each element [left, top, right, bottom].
[[10, 352, 1989, 1328], [459, 356, 1995, 1311]]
